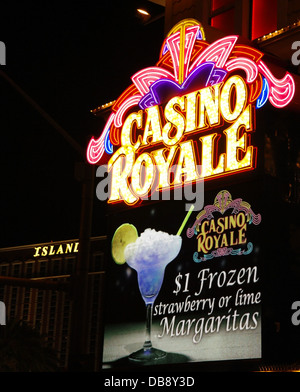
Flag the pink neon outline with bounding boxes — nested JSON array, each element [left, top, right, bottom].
[[225, 57, 258, 83], [114, 95, 142, 128], [189, 36, 238, 72], [166, 31, 181, 81], [87, 138, 104, 164], [258, 60, 295, 108], [131, 67, 175, 96], [165, 26, 200, 82], [86, 113, 115, 164], [183, 26, 200, 81]]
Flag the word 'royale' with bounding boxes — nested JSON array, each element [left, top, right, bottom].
[[108, 75, 255, 205]]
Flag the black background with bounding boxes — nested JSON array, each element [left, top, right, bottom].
[[0, 1, 164, 247]]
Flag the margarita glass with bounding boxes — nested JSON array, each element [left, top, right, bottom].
[[124, 229, 182, 361]]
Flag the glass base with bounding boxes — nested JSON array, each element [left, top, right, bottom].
[[129, 347, 167, 362]]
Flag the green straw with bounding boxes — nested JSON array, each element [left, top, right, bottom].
[[177, 205, 194, 236]]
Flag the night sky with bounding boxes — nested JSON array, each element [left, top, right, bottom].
[[0, 1, 165, 247]]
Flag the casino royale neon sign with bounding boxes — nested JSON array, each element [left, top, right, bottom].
[[108, 75, 254, 205], [87, 19, 295, 205]]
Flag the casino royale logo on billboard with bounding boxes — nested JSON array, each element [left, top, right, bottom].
[[187, 190, 262, 262], [87, 19, 295, 205]]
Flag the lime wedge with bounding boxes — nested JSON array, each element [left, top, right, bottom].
[[111, 223, 138, 265]]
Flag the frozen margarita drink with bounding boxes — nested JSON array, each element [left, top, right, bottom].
[[124, 229, 182, 305]]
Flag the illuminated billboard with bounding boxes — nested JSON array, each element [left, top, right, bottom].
[[102, 189, 262, 367], [87, 19, 296, 368], [87, 19, 295, 207]]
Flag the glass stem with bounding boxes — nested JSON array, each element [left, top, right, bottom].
[[143, 303, 153, 351]]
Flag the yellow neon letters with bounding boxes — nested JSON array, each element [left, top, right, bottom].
[[108, 75, 256, 205]]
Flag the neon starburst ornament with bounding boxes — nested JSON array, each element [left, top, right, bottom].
[[87, 19, 295, 165]]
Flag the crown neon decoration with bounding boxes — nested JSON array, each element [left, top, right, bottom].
[[87, 19, 295, 166]]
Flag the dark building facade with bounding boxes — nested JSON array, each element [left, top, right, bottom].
[[0, 236, 106, 371]]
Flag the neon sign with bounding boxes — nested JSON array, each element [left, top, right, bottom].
[[87, 19, 295, 205]]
